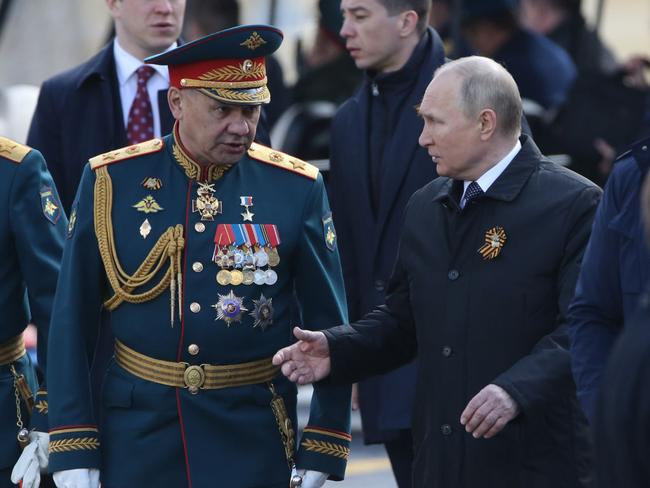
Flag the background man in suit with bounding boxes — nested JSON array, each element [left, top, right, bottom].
[[28, 0, 187, 214], [326, 1, 443, 484], [275, 56, 600, 487]]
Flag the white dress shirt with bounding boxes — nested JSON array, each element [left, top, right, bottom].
[[113, 39, 176, 138], [460, 140, 522, 207]]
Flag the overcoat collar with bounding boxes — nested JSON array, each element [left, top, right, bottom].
[[433, 135, 541, 205]]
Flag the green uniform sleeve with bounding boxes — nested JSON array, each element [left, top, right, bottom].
[[10, 149, 67, 432], [47, 164, 105, 472], [293, 174, 352, 480]]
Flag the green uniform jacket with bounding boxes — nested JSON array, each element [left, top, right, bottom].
[[0, 137, 66, 471], [47, 130, 351, 487]]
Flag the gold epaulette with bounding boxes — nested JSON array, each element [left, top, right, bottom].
[[247, 142, 318, 181], [90, 139, 164, 170], [0, 136, 31, 164]]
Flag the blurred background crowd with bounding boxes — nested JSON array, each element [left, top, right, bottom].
[[0, 0, 648, 188]]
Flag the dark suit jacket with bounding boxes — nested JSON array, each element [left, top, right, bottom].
[[27, 42, 175, 213], [327, 27, 446, 442], [326, 136, 600, 487]]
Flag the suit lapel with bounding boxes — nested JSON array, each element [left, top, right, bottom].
[[348, 86, 375, 221]]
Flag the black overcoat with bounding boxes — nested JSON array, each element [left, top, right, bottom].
[[326, 136, 601, 487]]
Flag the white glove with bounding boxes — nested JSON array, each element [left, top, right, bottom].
[[291, 467, 329, 488], [53, 468, 100, 488], [11, 431, 49, 488]]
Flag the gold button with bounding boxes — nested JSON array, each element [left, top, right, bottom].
[[190, 302, 201, 313], [195, 222, 206, 233], [192, 262, 204, 273], [188, 344, 200, 356]]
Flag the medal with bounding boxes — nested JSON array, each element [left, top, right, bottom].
[[254, 249, 269, 267], [267, 248, 280, 267], [265, 269, 278, 285], [212, 290, 248, 326], [192, 182, 222, 221], [230, 269, 244, 286], [233, 249, 245, 267], [250, 294, 274, 330], [240, 196, 255, 222], [243, 269, 255, 285], [216, 270, 232, 286], [254, 269, 266, 285], [478, 226, 507, 260]]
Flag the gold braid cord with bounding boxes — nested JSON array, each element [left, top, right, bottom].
[[300, 439, 350, 460], [94, 166, 184, 325]]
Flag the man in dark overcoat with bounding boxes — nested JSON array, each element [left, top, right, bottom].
[[274, 55, 600, 488]]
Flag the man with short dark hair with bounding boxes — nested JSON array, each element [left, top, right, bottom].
[[327, 1, 443, 485], [276, 56, 599, 488]]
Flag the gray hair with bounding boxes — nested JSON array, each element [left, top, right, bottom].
[[435, 56, 522, 138]]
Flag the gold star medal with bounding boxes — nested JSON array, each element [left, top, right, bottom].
[[192, 182, 222, 221], [478, 226, 507, 260], [212, 290, 248, 327], [133, 195, 164, 214], [240, 196, 254, 221]]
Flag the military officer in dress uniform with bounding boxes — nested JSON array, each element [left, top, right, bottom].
[[43, 25, 351, 488], [0, 137, 66, 488]]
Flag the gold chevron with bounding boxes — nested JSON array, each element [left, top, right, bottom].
[[301, 439, 350, 460]]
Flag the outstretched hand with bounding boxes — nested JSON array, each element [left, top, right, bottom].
[[272, 327, 331, 384]]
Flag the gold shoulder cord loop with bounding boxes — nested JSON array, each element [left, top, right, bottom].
[[94, 166, 185, 326]]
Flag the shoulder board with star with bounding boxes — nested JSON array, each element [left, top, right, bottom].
[[90, 139, 164, 171], [0, 136, 32, 164], [247, 142, 318, 181]]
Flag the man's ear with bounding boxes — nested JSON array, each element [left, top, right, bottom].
[[168, 87, 183, 120], [478, 109, 498, 141], [399, 10, 419, 37]]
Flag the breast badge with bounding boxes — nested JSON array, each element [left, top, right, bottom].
[[133, 195, 164, 214], [251, 294, 274, 330], [141, 177, 162, 190], [240, 196, 255, 222], [192, 182, 222, 221], [478, 226, 507, 260], [212, 290, 248, 326], [139, 219, 152, 239]]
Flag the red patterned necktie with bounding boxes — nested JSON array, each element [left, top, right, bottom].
[[126, 66, 155, 145]]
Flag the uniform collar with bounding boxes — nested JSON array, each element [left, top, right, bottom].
[[171, 122, 232, 182]]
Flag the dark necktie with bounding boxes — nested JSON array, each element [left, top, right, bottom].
[[462, 181, 483, 208], [126, 66, 155, 145]]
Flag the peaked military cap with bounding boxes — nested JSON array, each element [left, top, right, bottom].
[[145, 24, 283, 105]]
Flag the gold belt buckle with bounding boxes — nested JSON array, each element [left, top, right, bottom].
[[183, 364, 206, 394]]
